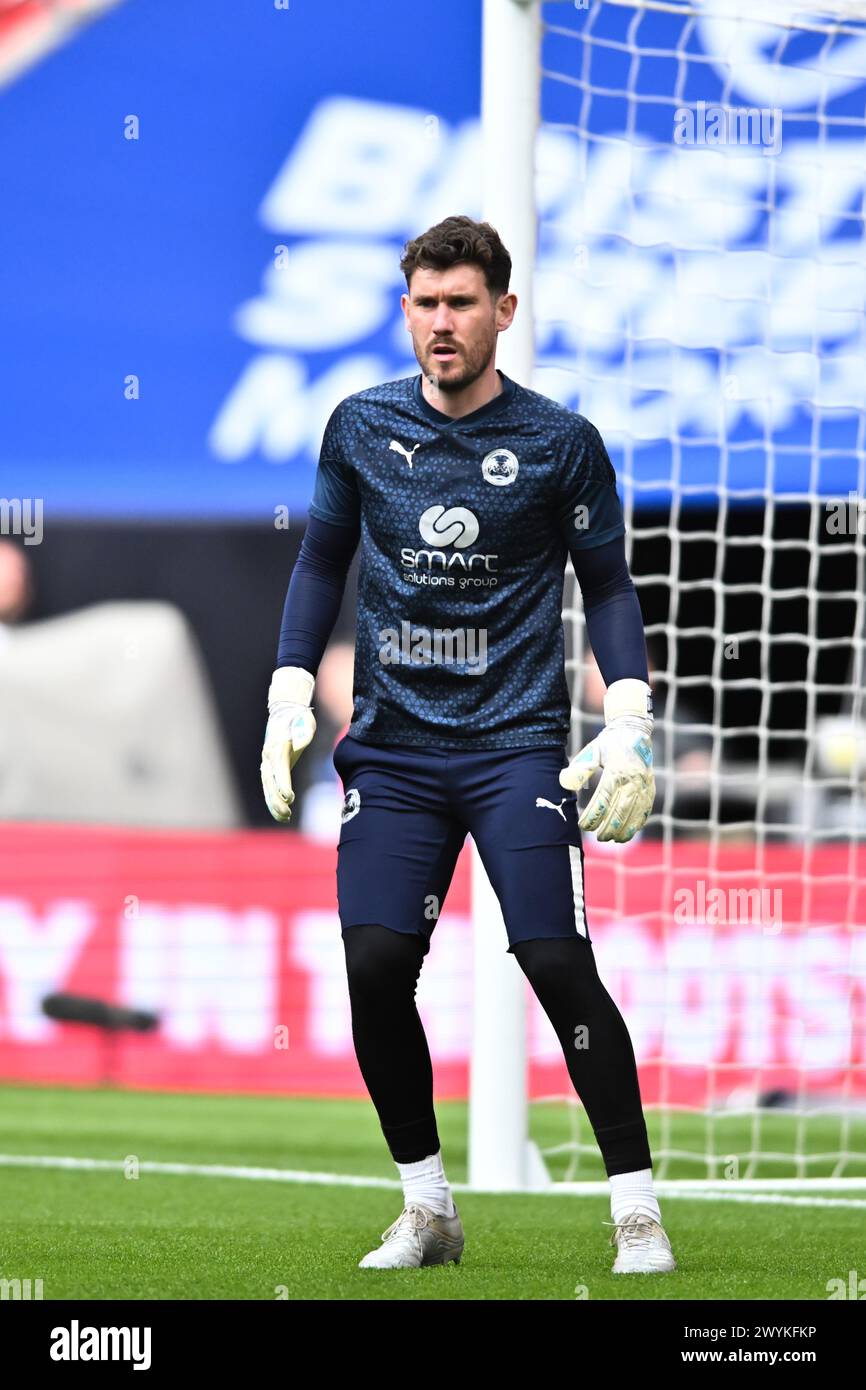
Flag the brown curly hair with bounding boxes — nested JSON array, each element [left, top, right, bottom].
[[400, 215, 512, 297]]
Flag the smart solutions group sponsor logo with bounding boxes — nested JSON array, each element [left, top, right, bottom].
[[400, 505, 498, 589]]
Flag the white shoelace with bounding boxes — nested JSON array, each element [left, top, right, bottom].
[[380, 1203, 431, 1244], [603, 1212, 663, 1249]]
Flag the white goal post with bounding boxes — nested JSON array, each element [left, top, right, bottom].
[[471, 0, 866, 1195], [469, 0, 547, 1192]]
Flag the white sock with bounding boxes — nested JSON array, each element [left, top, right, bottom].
[[395, 1150, 455, 1217], [609, 1168, 661, 1225]]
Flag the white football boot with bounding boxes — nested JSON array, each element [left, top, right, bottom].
[[607, 1209, 677, 1273], [358, 1202, 464, 1269]]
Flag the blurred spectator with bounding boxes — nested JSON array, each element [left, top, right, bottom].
[[0, 584, 241, 827], [0, 540, 34, 633]]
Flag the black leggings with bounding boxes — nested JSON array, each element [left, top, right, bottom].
[[341, 924, 651, 1176]]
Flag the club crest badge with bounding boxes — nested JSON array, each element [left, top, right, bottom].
[[482, 448, 519, 486]]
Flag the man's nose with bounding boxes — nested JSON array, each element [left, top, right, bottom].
[[431, 303, 455, 333]]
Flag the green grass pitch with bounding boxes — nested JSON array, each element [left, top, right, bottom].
[[0, 1085, 864, 1300]]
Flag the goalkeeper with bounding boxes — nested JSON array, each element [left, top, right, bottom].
[[261, 216, 675, 1276]]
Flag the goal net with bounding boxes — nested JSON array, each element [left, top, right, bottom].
[[527, 0, 866, 1187]]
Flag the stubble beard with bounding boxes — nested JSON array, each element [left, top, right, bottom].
[[418, 328, 497, 395]]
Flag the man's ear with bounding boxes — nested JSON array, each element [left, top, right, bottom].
[[496, 291, 518, 333], [400, 291, 411, 332]]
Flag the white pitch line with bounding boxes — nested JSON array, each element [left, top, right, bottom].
[[661, 1191, 866, 1209], [0, 1154, 401, 1189], [1, 1154, 866, 1207]]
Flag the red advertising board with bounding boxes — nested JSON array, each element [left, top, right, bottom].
[[0, 824, 863, 1105]]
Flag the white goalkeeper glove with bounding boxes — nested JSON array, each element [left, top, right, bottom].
[[260, 666, 317, 824], [559, 677, 655, 843]]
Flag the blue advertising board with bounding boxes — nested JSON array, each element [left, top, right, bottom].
[[0, 0, 863, 518]]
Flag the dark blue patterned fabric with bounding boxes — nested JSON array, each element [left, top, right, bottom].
[[302, 369, 627, 749]]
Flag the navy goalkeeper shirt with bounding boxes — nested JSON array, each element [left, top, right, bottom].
[[306, 369, 626, 750]]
